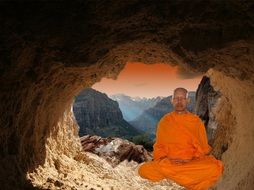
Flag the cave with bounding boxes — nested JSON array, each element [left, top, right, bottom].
[[0, 1, 254, 189]]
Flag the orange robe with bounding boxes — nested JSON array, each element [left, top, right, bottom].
[[138, 111, 223, 190]]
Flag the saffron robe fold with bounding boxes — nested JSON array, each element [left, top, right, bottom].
[[138, 111, 223, 190]]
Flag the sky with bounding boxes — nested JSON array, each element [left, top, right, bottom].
[[92, 62, 203, 98]]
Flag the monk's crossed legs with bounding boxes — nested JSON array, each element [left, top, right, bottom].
[[138, 156, 223, 190]]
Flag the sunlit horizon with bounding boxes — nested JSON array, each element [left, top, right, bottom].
[[92, 62, 203, 98]]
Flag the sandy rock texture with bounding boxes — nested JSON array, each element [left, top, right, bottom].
[[206, 69, 254, 189], [0, 1, 253, 189]]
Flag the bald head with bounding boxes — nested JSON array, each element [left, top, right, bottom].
[[173, 87, 188, 98]]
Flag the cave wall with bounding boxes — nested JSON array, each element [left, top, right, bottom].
[[206, 69, 254, 189], [0, 1, 253, 189]]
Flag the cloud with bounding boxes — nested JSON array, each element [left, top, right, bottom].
[[176, 66, 203, 79], [133, 82, 148, 87]]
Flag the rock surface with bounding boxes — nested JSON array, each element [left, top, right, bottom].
[[80, 135, 152, 167], [0, 1, 253, 190], [194, 76, 221, 143]]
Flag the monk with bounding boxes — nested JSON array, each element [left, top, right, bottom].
[[138, 87, 223, 190]]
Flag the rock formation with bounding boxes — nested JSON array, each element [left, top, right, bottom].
[[80, 135, 152, 167], [73, 87, 141, 138], [0, 1, 253, 189], [194, 76, 221, 144]]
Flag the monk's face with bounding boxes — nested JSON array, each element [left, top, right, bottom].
[[171, 90, 190, 112]]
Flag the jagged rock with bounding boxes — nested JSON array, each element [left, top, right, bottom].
[[80, 135, 152, 167], [194, 76, 221, 143]]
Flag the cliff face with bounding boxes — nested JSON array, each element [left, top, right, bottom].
[[0, 1, 253, 190], [194, 76, 221, 143], [73, 88, 141, 138]]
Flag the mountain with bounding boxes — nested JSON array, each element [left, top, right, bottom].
[[73, 88, 141, 139], [109, 94, 163, 121], [129, 91, 196, 136]]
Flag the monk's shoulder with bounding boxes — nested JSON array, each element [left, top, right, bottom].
[[187, 112, 203, 123], [158, 112, 172, 124], [188, 112, 199, 118], [161, 111, 174, 120], [155, 112, 172, 131]]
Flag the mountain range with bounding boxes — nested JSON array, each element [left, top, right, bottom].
[[109, 94, 163, 121], [73, 88, 141, 139], [73, 88, 196, 142], [129, 92, 196, 136]]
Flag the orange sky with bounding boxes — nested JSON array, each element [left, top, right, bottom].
[[92, 62, 203, 98]]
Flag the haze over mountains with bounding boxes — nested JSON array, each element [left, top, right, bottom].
[[109, 94, 163, 121], [129, 92, 196, 136]]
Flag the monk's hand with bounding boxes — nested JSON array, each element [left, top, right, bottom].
[[159, 156, 168, 160], [170, 158, 191, 164]]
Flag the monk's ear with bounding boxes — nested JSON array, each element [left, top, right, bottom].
[[186, 97, 191, 104]]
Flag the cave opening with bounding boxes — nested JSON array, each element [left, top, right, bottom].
[[21, 48, 252, 189], [66, 60, 230, 189], [71, 62, 209, 153], [70, 62, 209, 166]]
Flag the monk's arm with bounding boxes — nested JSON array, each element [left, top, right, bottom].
[[197, 119, 212, 155], [153, 119, 168, 160], [153, 142, 168, 160]]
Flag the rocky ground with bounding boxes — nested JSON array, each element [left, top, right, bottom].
[[27, 150, 183, 190]]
